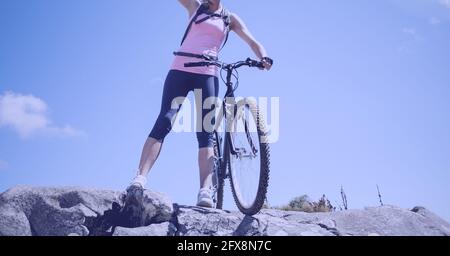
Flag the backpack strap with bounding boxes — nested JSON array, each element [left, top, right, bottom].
[[180, 4, 232, 52], [180, 4, 209, 47], [195, 13, 222, 24]]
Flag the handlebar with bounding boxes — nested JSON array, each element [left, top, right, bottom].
[[184, 58, 270, 70]]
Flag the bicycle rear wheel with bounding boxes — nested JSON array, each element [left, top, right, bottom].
[[228, 98, 270, 215]]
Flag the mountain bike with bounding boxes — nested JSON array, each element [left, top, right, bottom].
[[185, 57, 272, 215]]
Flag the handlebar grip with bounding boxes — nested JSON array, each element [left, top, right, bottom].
[[262, 57, 274, 66], [246, 58, 265, 69], [246, 57, 274, 69], [251, 61, 264, 68]]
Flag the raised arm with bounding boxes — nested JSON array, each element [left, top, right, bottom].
[[178, 0, 201, 17], [230, 13, 272, 70]]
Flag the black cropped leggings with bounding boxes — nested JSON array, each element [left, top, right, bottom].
[[149, 70, 219, 148]]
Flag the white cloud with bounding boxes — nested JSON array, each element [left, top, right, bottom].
[[0, 91, 85, 138], [399, 27, 423, 53], [403, 28, 417, 37], [0, 159, 8, 170], [439, 0, 450, 9], [429, 17, 441, 25], [403, 28, 418, 38]]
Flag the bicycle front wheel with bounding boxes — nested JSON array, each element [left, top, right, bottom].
[[212, 131, 225, 209], [228, 98, 270, 215]]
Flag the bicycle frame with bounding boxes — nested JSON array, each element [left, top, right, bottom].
[[214, 65, 236, 180], [214, 62, 257, 180], [184, 57, 271, 191]]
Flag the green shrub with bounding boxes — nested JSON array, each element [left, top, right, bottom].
[[276, 194, 334, 213]]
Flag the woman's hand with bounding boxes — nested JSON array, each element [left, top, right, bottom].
[[260, 57, 273, 71], [230, 13, 272, 71]]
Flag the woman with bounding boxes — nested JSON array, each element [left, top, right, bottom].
[[127, 0, 272, 209]]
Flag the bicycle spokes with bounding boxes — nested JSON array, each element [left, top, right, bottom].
[[229, 103, 262, 209]]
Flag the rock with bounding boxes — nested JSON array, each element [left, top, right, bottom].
[[0, 204, 31, 236], [254, 210, 337, 236], [140, 190, 174, 224], [113, 222, 176, 236], [0, 186, 173, 236], [173, 204, 450, 236], [0, 186, 120, 236], [328, 205, 450, 236], [411, 206, 450, 235], [173, 206, 340, 236], [173, 205, 243, 236], [1, 186, 449, 236]]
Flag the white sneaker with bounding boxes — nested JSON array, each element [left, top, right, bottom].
[[130, 174, 147, 189], [196, 188, 213, 208]]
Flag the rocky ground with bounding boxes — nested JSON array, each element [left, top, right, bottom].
[[1, 186, 449, 236]]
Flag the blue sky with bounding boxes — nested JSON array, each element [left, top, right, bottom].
[[1, 0, 450, 221]]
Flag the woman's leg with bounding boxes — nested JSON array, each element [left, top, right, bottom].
[[195, 75, 220, 191], [131, 70, 191, 187], [198, 147, 215, 189], [137, 137, 163, 177]]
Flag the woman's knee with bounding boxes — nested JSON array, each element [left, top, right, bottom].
[[196, 131, 215, 148], [149, 113, 175, 140]]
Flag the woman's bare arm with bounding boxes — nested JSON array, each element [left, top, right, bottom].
[[230, 13, 272, 70], [178, 0, 200, 17]]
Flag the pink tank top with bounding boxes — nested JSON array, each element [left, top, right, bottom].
[[171, 6, 228, 77]]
